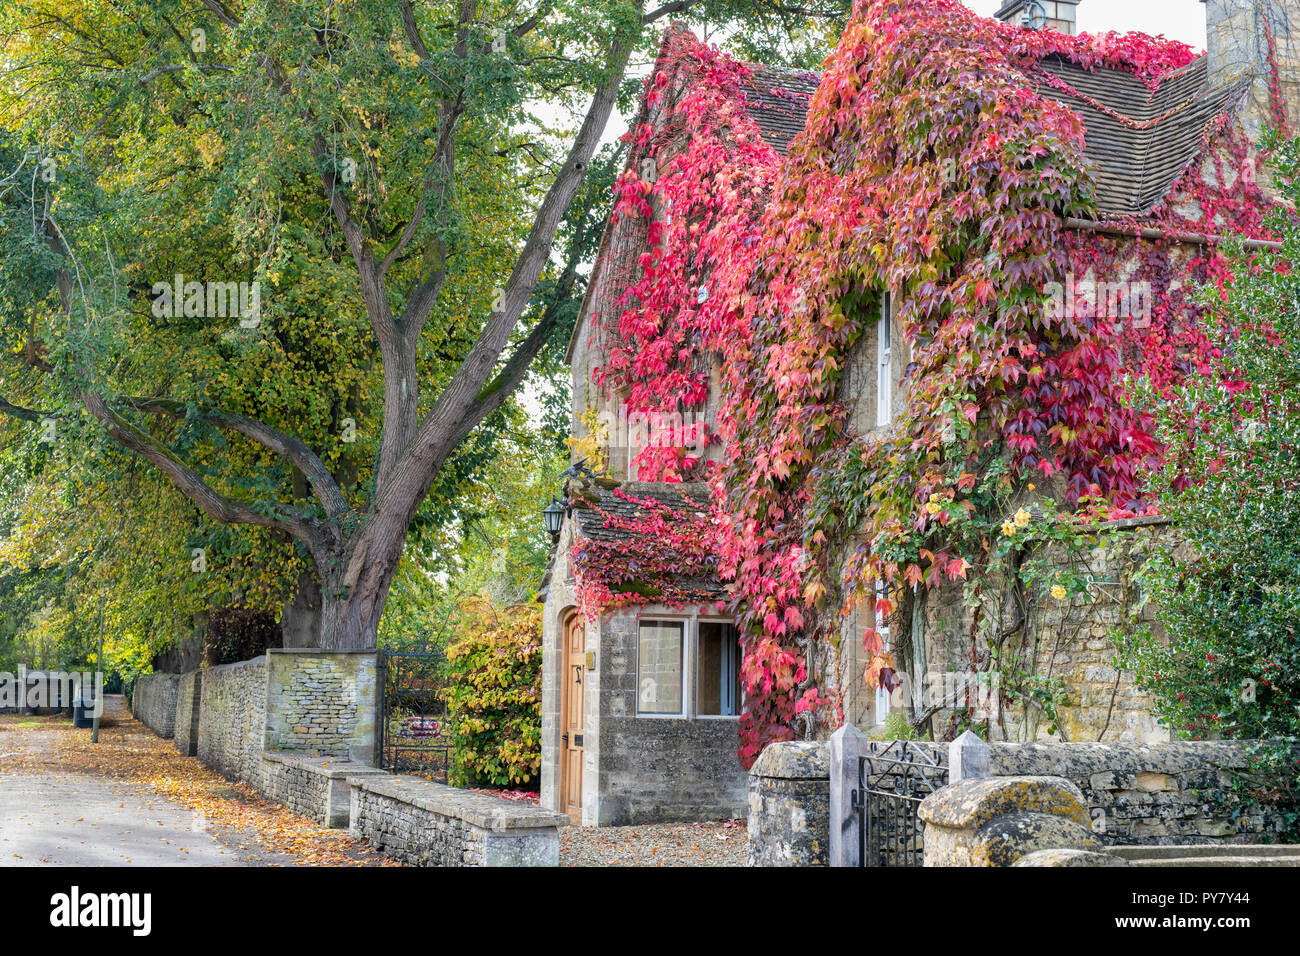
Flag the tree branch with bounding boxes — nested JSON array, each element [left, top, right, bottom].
[[0, 397, 52, 422], [643, 0, 704, 24], [120, 397, 350, 519], [81, 390, 321, 549]]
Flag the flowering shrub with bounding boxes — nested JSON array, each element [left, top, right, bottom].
[[587, 1, 1285, 765], [442, 597, 542, 787], [1116, 133, 1300, 836]]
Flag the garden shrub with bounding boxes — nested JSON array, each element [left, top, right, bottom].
[[442, 597, 542, 788], [1116, 133, 1300, 839], [203, 606, 282, 666]]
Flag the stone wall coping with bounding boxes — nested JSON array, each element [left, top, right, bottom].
[[203, 655, 269, 675], [267, 648, 380, 656], [987, 740, 1259, 776], [1109, 844, 1300, 861], [750, 740, 829, 780], [261, 751, 387, 780], [351, 776, 568, 831], [1093, 515, 1172, 531], [918, 775, 1089, 830]]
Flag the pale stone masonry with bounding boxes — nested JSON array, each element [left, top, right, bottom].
[[350, 775, 567, 867], [540, 513, 748, 826], [172, 671, 202, 756], [130, 673, 181, 739], [261, 753, 388, 827], [747, 741, 829, 866], [919, 775, 1100, 867], [752, 737, 1300, 865], [198, 655, 270, 789], [131, 648, 561, 866], [264, 650, 377, 762]]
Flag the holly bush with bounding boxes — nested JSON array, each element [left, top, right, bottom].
[[441, 597, 542, 788], [1116, 133, 1300, 837]]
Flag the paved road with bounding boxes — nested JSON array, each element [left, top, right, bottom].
[[0, 697, 252, 866], [0, 772, 244, 866]]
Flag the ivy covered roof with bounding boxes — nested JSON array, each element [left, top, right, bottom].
[[1034, 56, 1248, 217], [721, 51, 1246, 219], [739, 65, 820, 154], [566, 480, 727, 609]]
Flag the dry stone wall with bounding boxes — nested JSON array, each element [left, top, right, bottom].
[[173, 671, 202, 756], [350, 775, 567, 866], [987, 741, 1294, 844], [131, 673, 181, 739], [754, 737, 1298, 865], [265, 650, 377, 761], [198, 656, 269, 790]]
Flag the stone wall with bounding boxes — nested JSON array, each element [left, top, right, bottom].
[[198, 656, 269, 790], [987, 740, 1294, 844], [350, 775, 567, 866], [593, 611, 749, 825], [540, 529, 749, 826], [753, 736, 1298, 865], [264, 650, 377, 762], [172, 671, 202, 756], [131, 673, 181, 739], [260, 753, 387, 827], [747, 741, 829, 866]]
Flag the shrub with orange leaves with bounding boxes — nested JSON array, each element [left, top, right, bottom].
[[442, 597, 542, 788]]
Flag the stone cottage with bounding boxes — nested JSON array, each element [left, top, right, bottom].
[[540, 0, 1298, 825]]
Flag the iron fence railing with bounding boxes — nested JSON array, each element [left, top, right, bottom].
[[380, 650, 452, 782]]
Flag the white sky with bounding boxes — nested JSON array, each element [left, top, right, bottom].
[[963, 1, 1207, 48]]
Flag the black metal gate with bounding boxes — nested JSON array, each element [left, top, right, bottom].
[[380, 650, 452, 781], [852, 741, 949, 867]]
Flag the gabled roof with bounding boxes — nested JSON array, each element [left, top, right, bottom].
[[740, 65, 821, 154], [1033, 56, 1247, 218], [724, 53, 1246, 221], [570, 480, 712, 542], [568, 480, 728, 604]]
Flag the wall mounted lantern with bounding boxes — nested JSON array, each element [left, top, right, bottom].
[[542, 497, 566, 543]]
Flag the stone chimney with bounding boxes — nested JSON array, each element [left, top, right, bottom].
[[1202, 0, 1299, 137], [995, 1, 1080, 35]]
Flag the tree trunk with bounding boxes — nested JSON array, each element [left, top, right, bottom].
[[281, 573, 323, 648]]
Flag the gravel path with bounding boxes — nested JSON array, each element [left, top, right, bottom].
[[560, 819, 747, 866]]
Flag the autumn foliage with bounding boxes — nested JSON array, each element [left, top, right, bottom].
[[442, 597, 542, 787], [587, 1, 1286, 765]]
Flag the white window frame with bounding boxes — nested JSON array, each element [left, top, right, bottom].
[[874, 581, 892, 725], [876, 293, 893, 428], [634, 614, 741, 720]]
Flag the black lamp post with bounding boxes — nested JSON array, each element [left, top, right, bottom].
[[542, 497, 566, 543]]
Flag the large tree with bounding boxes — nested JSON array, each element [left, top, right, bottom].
[[0, 0, 842, 648]]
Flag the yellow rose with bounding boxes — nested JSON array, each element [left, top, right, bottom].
[[1001, 521, 1016, 537], [1051, 584, 1067, 600], [1015, 508, 1031, 527]]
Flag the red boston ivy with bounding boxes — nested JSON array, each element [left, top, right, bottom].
[[582, 0, 1285, 767]]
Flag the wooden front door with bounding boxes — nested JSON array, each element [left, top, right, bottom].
[[560, 616, 585, 824]]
